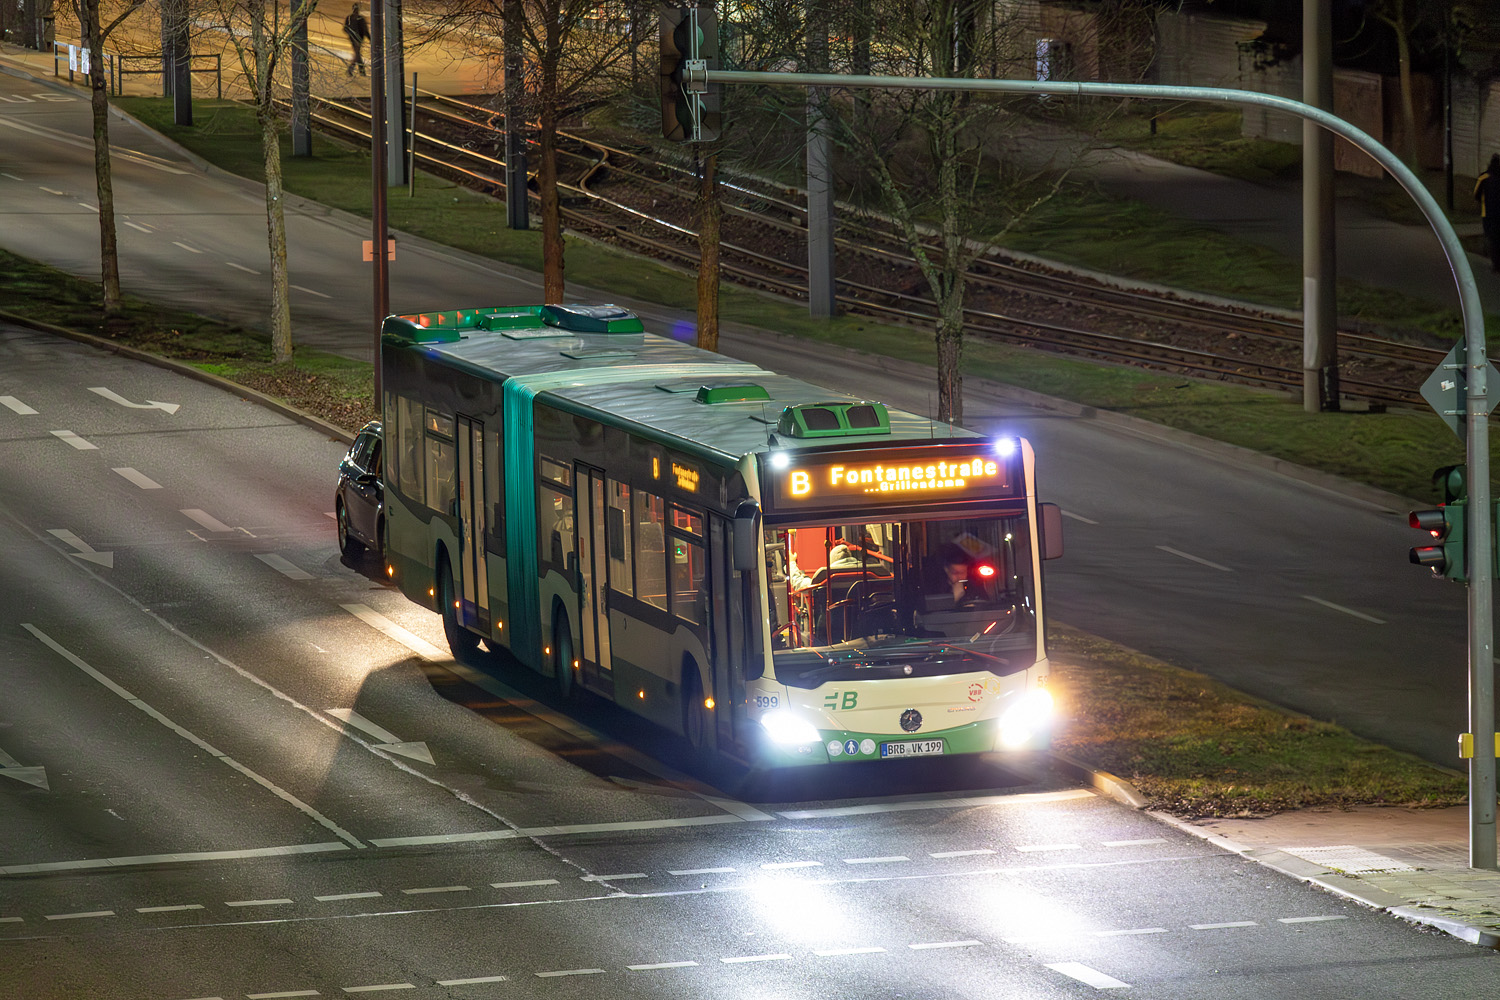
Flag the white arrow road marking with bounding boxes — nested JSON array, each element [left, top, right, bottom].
[[0, 395, 37, 415], [21, 625, 364, 848], [47, 529, 113, 568], [50, 430, 96, 450], [113, 467, 161, 490], [0, 744, 48, 790], [88, 386, 180, 415], [326, 708, 435, 765]]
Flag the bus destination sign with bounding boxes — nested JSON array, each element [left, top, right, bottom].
[[768, 449, 1016, 512]]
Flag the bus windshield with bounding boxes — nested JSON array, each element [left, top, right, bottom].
[[763, 515, 1038, 687]]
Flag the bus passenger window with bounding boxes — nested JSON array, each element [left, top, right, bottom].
[[396, 395, 423, 502], [425, 433, 455, 513], [634, 489, 667, 611], [671, 535, 705, 624], [540, 485, 574, 568], [608, 480, 632, 597]]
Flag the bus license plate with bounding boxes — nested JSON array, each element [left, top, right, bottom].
[[881, 739, 945, 758]]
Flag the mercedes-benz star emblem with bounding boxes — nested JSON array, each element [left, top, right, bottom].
[[900, 709, 923, 733]]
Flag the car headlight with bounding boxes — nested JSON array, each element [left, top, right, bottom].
[[759, 708, 820, 745], [998, 689, 1054, 749]]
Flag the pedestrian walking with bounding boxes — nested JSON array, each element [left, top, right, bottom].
[[1475, 153, 1500, 272], [344, 2, 370, 77]]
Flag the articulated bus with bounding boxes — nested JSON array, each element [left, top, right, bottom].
[[379, 303, 1062, 767]]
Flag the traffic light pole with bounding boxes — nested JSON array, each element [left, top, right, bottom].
[[698, 67, 1497, 869]]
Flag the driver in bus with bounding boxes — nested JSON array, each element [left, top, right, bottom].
[[933, 545, 975, 606]]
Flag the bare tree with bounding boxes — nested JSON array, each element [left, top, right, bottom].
[[73, 0, 148, 314], [427, 0, 633, 301], [203, 0, 319, 364]]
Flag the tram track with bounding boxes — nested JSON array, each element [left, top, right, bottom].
[[294, 89, 1441, 409]]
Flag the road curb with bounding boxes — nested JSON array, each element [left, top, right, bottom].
[[1146, 809, 1500, 950], [0, 308, 356, 446], [1048, 752, 1150, 810]]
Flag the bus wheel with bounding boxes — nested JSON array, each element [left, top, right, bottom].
[[682, 664, 708, 750], [553, 614, 575, 700], [336, 501, 364, 558], [439, 556, 480, 661]]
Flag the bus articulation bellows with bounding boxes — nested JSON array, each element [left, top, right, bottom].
[[379, 303, 1062, 766]]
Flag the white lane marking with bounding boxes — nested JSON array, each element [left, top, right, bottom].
[[21, 625, 365, 849], [1093, 927, 1167, 937], [247, 992, 319, 999], [0, 395, 37, 414], [1279, 915, 1349, 924], [291, 284, 331, 298], [1015, 844, 1080, 853], [534, 969, 604, 978], [1062, 510, 1098, 524], [401, 885, 469, 895], [113, 467, 162, 490], [256, 553, 313, 580], [372, 831, 518, 847], [181, 508, 234, 532], [172, 241, 203, 253], [580, 873, 647, 881], [1191, 921, 1258, 930], [226, 899, 294, 907], [779, 788, 1093, 819], [669, 867, 735, 875], [50, 429, 97, 449], [930, 849, 995, 858], [40, 186, 65, 195], [435, 976, 507, 986], [1102, 838, 1166, 847], [0, 916, 24, 922], [843, 856, 909, 864], [721, 954, 791, 964], [342, 604, 448, 661], [909, 940, 982, 950], [77, 202, 97, 212], [0, 115, 187, 173], [1047, 962, 1130, 989], [88, 386, 180, 414], [491, 879, 558, 889], [814, 946, 886, 956], [44, 910, 114, 920], [761, 860, 822, 870], [2, 172, 23, 181], [325, 709, 435, 765], [627, 961, 698, 970], [315, 892, 382, 902], [0, 842, 346, 875], [1302, 596, 1385, 624], [46, 528, 112, 568], [1157, 545, 1231, 572], [226, 262, 260, 274], [341, 985, 413, 993], [136, 904, 204, 913], [123, 220, 153, 233]]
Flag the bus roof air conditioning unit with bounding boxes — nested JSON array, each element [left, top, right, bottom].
[[776, 402, 891, 438]]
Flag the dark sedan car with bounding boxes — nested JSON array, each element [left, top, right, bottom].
[[335, 420, 384, 559]]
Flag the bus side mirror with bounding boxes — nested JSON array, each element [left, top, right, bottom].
[[732, 499, 761, 571], [1039, 502, 1063, 560]]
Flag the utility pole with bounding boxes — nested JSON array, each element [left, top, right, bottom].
[[1303, 0, 1338, 412], [370, 0, 389, 399], [805, 10, 835, 318], [291, 10, 311, 157], [503, 0, 528, 230], [383, 0, 407, 185]]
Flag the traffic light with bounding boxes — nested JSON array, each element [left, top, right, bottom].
[[660, 5, 720, 142], [1408, 465, 1469, 582]]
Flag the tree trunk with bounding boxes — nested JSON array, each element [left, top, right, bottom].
[[934, 281, 964, 424], [1394, 26, 1419, 167], [259, 96, 293, 365], [539, 95, 564, 303], [82, 0, 121, 314], [696, 151, 720, 352]]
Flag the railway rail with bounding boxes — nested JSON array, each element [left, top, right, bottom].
[[295, 89, 1444, 410]]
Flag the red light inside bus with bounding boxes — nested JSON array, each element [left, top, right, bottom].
[[977, 564, 996, 578]]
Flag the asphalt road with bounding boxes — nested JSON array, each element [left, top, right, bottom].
[[3, 320, 1491, 996]]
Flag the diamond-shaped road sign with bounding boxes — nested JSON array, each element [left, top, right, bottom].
[[1421, 343, 1500, 441]]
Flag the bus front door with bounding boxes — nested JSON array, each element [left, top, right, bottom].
[[575, 466, 613, 687], [456, 416, 488, 631], [709, 515, 744, 748]]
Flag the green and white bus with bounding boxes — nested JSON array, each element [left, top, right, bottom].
[[380, 303, 1062, 766]]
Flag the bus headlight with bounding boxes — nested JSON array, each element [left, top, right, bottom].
[[998, 689, 1054, 749], [759, 709, 820, 745]]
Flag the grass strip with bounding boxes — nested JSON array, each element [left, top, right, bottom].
[[1049, 623, 1466, 818]]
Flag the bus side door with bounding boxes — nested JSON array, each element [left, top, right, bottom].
[[456, 416, 489, 630], [709, 514, 746, 749], [575, 465, 613, 686]]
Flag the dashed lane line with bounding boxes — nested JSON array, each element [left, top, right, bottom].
[[1102, 838, 1166, 847], [291, 284, 331, 298], [226, 899, 294, 908], [172, 241, 203, 254], [1279, 915, 1349, 923], [50, 429, 96, 450], [256, 553, 314, 580], [0, 395, 37, 414], [1047, 962, 1130, 990], [668, 867, 735, 875], [76, 202, 97, 212], [1302, 595, 1386, 624], [1015, 844, 1081, 853], [1156, 545, 1231, 572], [909, 940, 982, 950], [843, 856, 910, 864], [20, 625, 365, 850], [226, 262, 260, 274], [626, 962, 698, 970], [136, 904, 204, 913], [1191, 921, 1259, 930], [315, 892, 383, 902], [113, 467, 162, 489], [929, 849, 995, 858], [491, 879, 558, 889], [721, 954, 792, 964], [1093, 927, 1167, 937], [813, 946, 886, 956], [534, 969, 604, 978], [340, 985, 414, 993], [761, 860, 822, 870], [181, 508, 234, 533], [43, 910, 114, 921], [580, 873, 648, 881], [247, 992, 319, 999], [434, 976, 507, 986], [401, 886, 470, 895], [122, 220, 153, 233]]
